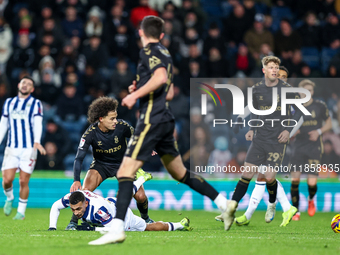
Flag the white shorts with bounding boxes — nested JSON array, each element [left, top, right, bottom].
[[1, 147, 37, 174], [124, 208, 147, 232]]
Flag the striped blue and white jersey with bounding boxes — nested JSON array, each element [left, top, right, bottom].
[[0, 95, 43, 148]]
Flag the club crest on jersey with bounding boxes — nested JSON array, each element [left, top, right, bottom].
[[114, 136, 119, 144]]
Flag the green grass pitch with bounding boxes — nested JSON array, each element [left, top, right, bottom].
[[0, 209, 339, 255]]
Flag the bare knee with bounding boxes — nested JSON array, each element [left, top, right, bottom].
[[3, 177, 13, 186], [134, 189, 147, 203], [19, 178, 29, 187], [291, 178, 300, 185]]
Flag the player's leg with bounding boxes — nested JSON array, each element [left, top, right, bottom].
[[145, 218, 192, 231], [13, 170, 31, 219], [235, 172, 266, 225], [290, 171, 301, 220], [307, 174, 317, 217], [2, 168, 17, 216], [264, 166, 278, 223], [134, 185, 153, 223]]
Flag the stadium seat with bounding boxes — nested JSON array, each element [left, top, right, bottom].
[[321, 47, 339, 75], [301, 47, 320, 69]]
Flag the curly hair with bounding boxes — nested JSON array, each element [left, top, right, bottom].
[[87, 97, 118, 123]]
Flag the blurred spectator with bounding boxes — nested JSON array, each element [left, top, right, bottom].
[[0, 0, 12, 23], [177, 0, 206, 27], [33, 44, 51, 69], [40, 31, 60, 59], [82, 36, 108, 69], [282, 49, 307, 77], [130, 0, 158, 28], [224, 4, 253, 47], [297, 11, 321, 48], [84, 64, 106, 95], [243, 0, 256, 24], [148, 0, 181, 12], [322, 140, 339, 166], [322, 13, 340, 49], [227, 148, 247, 173], [207, 136, 232, 170], [58, 0, 86, 20], [203, 22, 226, 58], [56, 40, 85, 74], [37, 18, 64, 50], [55, 83, 83, 121], [110, 59, 134, 96], [206, 47, 227, 78], [61, 6, 84, 38], [0, 16, 12, 74], [228, 43, 256, 77], [190, 126, 213, 169], [244, 13, 274, 61], [32, 55, 62, 104], [169, 85, 189, 121], [9, 32, 35, 79], [85, 6, 104, 38], [274, 19, 302, 59], [183, 12, 203, 35], [43, 118, 72, 159], [328, 51, 340, 77], [0, 79, 8, 112], [179, 28, 203, 58], [161, 9, 182, 37], [36, 141, 65, 170]]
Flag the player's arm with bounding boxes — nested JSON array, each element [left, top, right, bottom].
[[309, 116, 332, 141], [122, 67, 168, 109], [33, 100, 46, 155], [48, 198, 68, 230], [0, 99, 10, 145], [71, 133, 92, 192], [166, 83, 174, 101]]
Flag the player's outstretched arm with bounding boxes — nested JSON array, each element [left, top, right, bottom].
[[49, 199, 67, 230], [122, 67, 167, 109]]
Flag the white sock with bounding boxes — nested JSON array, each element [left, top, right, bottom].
[[167, 222, 183, 231], [244, 181, 266, 220], [17, 198, 28, 215], [276, 180, 291, 212], [132, 177, 145, 195], [214, 193, 228, 212], [4, 186, 14, 201]]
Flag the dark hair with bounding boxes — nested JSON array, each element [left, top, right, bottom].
[[21, 76, 35, 86], [87, 96, 118, 123], [69, 191, 85, 205], [141, 15, 164, 39], [279, 66, 289, 77]]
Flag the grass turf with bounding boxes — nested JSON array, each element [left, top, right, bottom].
[[0, 209, 339, 255]]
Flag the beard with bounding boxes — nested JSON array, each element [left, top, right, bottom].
[[19, 89, 30, 96]]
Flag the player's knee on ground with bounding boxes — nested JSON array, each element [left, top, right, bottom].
[[145, 222, 167, 231]]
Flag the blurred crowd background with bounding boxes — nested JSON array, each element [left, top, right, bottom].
[[0, 0, 340, 175]]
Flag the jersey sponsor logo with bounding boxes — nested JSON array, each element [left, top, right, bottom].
[[79, 138, 85, 148], [11, 110, 28, 119], [95, 145, 122, 153], [149, 56, 161, 70]]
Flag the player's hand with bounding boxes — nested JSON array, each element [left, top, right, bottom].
[[245, 130, 254, 141], [278, 130, 290, 143], [151, 150, 157, 156], [70, 181, 82, 192], [122, 93, 137, 109], [308, 130, 319, 142], [233, 117, 244, 134], [128, 80, 137, 93], [48, 227, 56, 231], [34, 143, 46, 155], [76, 223, 95, 231]]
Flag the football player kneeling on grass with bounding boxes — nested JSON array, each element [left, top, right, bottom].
[[48, 190, 192, 233]]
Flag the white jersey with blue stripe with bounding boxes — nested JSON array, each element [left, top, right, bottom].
[[1, 95, 43, 148], [61, 190, 116, 227]]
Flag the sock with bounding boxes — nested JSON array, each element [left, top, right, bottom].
[[179, 170, 219, 200], [290, 181, 300, 209], [245, 181, 265, 220], [276, 180, 291, 212], [231, 177, 251, 203], [167, 222, 183, 231], [4, 186, 14, 201], [71, 213, 79, 224], [17, 198, 28, 215], [137, 198, 149, 220], [266, 179, 277, 203], [115, 177, 134, 221], [214, 193, 228, 212], [308, 184, 317, 200], [133, 177, 145, 195]]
